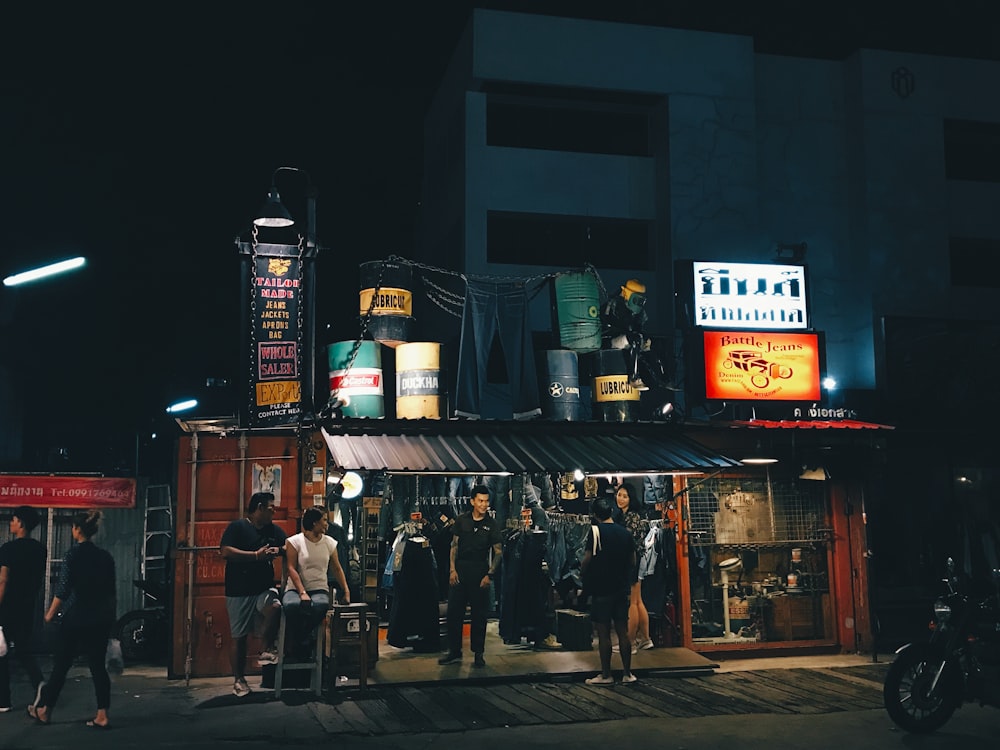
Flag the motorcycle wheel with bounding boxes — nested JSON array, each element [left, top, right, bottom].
[[883, 646, 963, 733], [116, 610, 160, 662]]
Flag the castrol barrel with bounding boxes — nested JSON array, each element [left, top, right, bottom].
[[327, 340, 384, 418], [538, 349, 583, 421]]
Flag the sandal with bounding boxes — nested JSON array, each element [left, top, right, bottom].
[[86, 719, 112, 730], [27, 704, 50, 724]]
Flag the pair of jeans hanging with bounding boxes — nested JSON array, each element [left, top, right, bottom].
[[454, 278, 541, 420]]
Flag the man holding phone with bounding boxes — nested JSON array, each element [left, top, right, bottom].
[[220, 492, 286, 697]]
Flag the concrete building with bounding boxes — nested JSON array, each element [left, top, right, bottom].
[[416, 9, 1000, 649]]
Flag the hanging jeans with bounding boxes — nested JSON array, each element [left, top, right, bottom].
[[455, 278, 541, 420]]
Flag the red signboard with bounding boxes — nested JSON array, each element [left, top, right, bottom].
[[703, 331, 822, 401], [0, 475, 136, 508]]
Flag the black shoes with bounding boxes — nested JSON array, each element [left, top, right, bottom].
[[473, 653, 486, 668], [438, 651, 462, 665]]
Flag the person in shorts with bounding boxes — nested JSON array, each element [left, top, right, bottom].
[[581, 495, 636, 685], [220, 492, 286, 697]]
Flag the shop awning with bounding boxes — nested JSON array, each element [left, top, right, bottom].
[[320, 421, 742, 475]]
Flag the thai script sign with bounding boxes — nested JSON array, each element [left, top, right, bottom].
[[692, 261, 808, 330], [0, 475, 136, 508]]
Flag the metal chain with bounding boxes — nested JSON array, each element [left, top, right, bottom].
[[423, 284, 464, 318], [420, 274, 464, 306], [325, 258, 386, 413], [295, 233, 305, 434], [249, 225, 260, 417], [388, 254, 553, 287]]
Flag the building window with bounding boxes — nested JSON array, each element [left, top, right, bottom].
[[949, 237, 1000, 288], [944, 119, 1000, 182], [487, 211, 653, 268], [487, 92, 651, 157]]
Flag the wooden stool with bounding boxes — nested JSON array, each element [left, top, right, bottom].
[[273, 606, 324, 698], [327, 603, 369, 692]]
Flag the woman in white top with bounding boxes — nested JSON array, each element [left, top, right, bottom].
[[281, 507, 350, 653]]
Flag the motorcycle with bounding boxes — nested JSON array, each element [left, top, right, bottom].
[[115, 578, 170, 663], [883, 557, 1000, 733]]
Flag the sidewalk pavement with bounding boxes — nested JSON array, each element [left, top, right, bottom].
[[1, 651, 894, 750]]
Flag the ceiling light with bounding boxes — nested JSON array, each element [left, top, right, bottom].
[[742, 440, 778, 465]]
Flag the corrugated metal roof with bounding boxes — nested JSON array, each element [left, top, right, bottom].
[[729, 419, 895, 430], [320, 421, 741, 475]]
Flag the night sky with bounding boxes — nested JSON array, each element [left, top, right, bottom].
[[1, 1, 995, 471]]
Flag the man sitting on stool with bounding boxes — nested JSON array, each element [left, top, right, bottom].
[[282, 507, 350, 659]]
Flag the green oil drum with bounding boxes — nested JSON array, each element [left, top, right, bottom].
[[553, 271, 601, 353], [327, 340, 384, 418]]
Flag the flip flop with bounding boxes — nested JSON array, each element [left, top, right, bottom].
[[27, 704, 50, 724], [86, 719, 112, 730]]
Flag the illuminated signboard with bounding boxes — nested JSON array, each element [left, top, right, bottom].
[[703, 330, 821, 401], [691, 261, 808, 330]]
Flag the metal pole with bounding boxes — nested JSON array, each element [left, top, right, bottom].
[[184, 432, 199, 686]]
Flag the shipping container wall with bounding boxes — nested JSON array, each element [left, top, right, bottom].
[[170, 431, 326, 679]]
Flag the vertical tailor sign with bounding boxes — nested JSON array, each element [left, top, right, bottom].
[[692, 261, 808, 329], [250, 254, 303, 427], [703, 331, 821, 401]]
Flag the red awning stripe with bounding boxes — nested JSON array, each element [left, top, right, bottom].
[[729, 419, 894, 430]]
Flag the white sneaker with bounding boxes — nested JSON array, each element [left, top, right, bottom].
[[637, 637, 654, 650], [585, 674, 614, 686], [621, 673, 638, 684], [0, 706, 11, 713], [257, 648, 279, 665]]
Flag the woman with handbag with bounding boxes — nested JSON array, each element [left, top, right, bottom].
[[29, 510, 116, 729]]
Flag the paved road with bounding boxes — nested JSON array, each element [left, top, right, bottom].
[[2, 662, 997, 749]]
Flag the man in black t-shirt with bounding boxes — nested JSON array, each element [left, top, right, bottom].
[[220, 492, 286, 698], [0, 506, 46, 712], [581, 496, 636, 686], [438, 484, 502, 668]]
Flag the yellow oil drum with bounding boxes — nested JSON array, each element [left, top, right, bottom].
[[395, 342, 441, 419]]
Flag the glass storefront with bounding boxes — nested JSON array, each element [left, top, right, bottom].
[[686, 472, 833, 645]]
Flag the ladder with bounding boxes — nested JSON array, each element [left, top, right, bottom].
[[141, 484, 173, 603]]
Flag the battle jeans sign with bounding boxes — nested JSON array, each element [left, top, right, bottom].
[[250, 253, 303, 427], [0, 475, 136, 508]]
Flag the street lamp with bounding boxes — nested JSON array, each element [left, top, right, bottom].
[[239, 167, 321, 429], [3, 256, 87, 287], [253, 166, 317, 250]]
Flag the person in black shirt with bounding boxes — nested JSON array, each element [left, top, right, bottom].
[[30, 510, 116, 729], [438, 484, 502, 668], [220, 492, 286, 698], [0, 506, 46, 713], [581, 496, 636, 686]]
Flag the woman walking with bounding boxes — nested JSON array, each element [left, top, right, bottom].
[[614, 484, 652, 653], [29, 510, 116, 729]]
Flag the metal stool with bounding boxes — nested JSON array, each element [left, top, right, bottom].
[[273, 605, 324, 698], [327, 603, 369, 692]]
